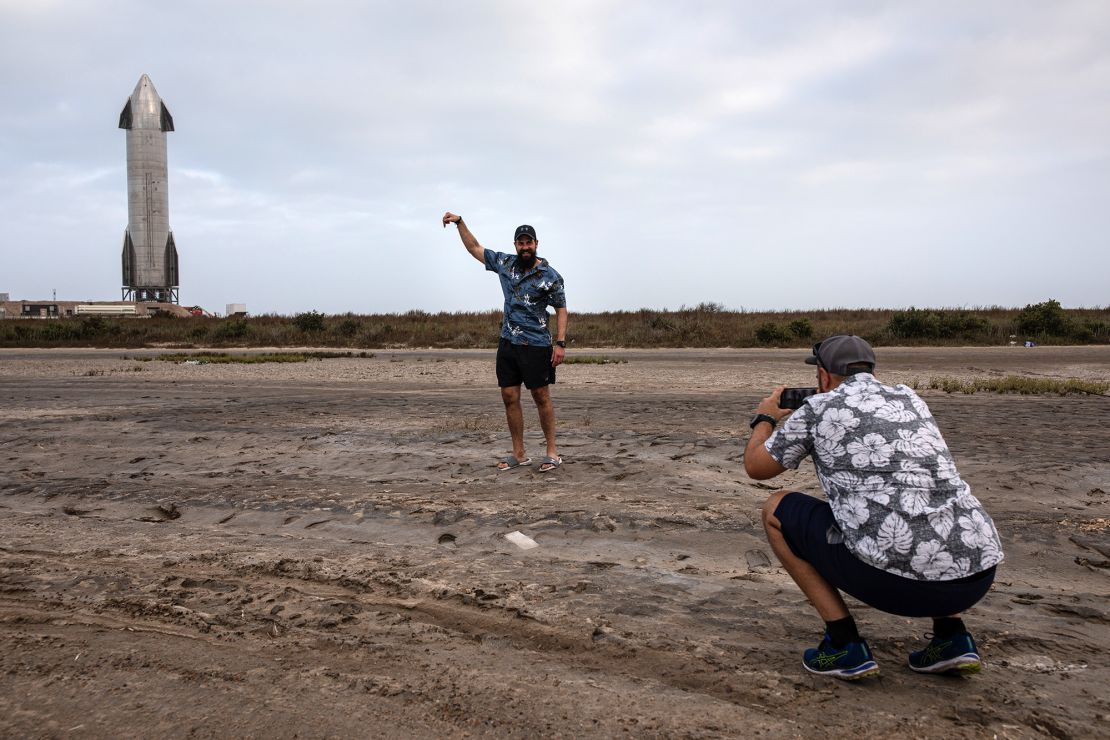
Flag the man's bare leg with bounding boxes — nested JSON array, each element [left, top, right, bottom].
[[762, 490, 850, 621], [499, 385, 526, 468], [530, 385, 559, 465]]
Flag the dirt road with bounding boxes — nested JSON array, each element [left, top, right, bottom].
[[1, 347, 1107, 737]]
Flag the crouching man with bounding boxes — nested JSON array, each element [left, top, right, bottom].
[[744, 335, 1003, 679]]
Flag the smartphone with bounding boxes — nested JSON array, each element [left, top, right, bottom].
[[779, 387, 818, 410]]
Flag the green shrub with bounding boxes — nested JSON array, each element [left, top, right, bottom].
[[1015, 299, 1074, 337], [755, 322, 791, 345], [79, 316, 105, 336], [212, 319, 250, 341], [788, 318, 814, 339], [38, 322, 82, 341], [887, 308, 988, 340], [1083, 320, 1109, 340], [644, 312, 676, 332], [294, 310, 325, 332], [336, 318, 360, 337]]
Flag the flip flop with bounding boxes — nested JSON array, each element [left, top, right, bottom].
[[538, 456, 563, 473], [497, 455, 532, 471]]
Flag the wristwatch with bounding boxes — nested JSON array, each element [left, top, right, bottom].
[[749, 413, 777, 430], [555, 340, 566, 348]]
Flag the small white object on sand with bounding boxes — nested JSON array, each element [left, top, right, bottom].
[[504, 531, 538, 550]]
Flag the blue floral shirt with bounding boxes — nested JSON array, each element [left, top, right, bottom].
[[484, 249, 566, 346]]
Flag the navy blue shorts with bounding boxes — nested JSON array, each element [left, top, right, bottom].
[[496, 339, 556, 389], [774, 492, 995, 618]]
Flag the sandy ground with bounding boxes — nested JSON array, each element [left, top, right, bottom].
[[1, 346, 1107, 738]]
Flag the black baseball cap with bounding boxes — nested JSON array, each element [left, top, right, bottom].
[[805, 335, 876, 375], [514, 224, 537, 241]]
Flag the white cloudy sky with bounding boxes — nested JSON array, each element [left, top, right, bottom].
[[2, 1, 1108, 314]]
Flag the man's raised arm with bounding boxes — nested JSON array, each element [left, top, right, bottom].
[[443, 212, 485, 263]]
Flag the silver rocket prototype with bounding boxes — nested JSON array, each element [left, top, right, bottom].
[[119, 74, 179, 303]]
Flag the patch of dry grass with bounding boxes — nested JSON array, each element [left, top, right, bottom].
[[430, 414, 503, 433], [140, 351, 373, 364], [564, 355, 627, 365], [922, 375, 1108, 395]]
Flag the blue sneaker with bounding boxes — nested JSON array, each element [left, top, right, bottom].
[[802, 634, 880, 680], [908, 632, 981, 675]]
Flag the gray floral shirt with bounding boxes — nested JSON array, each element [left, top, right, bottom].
[[484, 249, 566, 346], [765, 373, 1004, 581]]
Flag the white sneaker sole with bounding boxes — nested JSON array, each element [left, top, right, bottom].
[[803, 659, 880, 680], [909, 653, 981, 674]]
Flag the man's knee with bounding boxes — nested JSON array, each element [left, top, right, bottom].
[[529, 385, 551, 406], [501, 386, 521, 406], [761, 490, 792, 531]]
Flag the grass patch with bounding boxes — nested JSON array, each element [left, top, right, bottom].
[[431, 414, 503, 433], [564, 355, 627, 365], [923, 375, 1109, 395], [74, 365, 145, 376], [144, 351, 373, 364]]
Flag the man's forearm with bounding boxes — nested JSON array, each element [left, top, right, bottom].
[[745, 424, 774, 461], [455, 219, 484, 262], [744, 422, 788, 480], [555, 308, 567, 342]]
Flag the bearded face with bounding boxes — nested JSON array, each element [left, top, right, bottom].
[[515, 237, 537, 269]]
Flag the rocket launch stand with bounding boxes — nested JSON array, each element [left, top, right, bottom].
[[123, 286, 179, 303]]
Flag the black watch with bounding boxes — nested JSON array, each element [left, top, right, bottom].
[[749, 413, 777, 430], [555, 340, 566, 348]]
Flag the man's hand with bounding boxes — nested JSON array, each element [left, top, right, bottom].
[[442, 212, 461, 228], [745, 386, 790, 480], [755, 386, 793, 423], [551, 345, 565, 367]]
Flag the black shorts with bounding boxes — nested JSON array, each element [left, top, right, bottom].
[[774, 492, 995, 618], [496, 338, 556, 389]]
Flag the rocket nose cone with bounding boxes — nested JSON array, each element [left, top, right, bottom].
[[132, 74, 160, 101], [127, 74, 170, 129]]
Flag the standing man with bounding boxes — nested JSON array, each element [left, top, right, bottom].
[[443, 212, 568, 472], [744, 335, 1003, 680]]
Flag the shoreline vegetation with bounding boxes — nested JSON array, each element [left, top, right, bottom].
[[2, 299, 1106, 350], [917, 375, 1108, 396], [137, 351, 373, 364]]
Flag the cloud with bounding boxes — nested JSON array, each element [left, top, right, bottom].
[[1, 1, 1108, 312]]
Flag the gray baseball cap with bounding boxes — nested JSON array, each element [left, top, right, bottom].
[[805, 335, 876, 375]]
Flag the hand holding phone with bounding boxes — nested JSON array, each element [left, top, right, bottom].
[[779, 387, 817, 410]]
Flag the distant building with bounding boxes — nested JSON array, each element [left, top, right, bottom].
[[0, 300, 192, 319], [226, 303, 247, 317]]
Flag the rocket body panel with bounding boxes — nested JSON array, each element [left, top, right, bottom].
[[125, 129, 170, 286], [120, 74, 177, 301]]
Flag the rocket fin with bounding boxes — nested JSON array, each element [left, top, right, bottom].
[[122, 231, 136, 285], [163, 232, 178, 288], [160, 102, 175, 132], [118, 99, 133, 129]]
